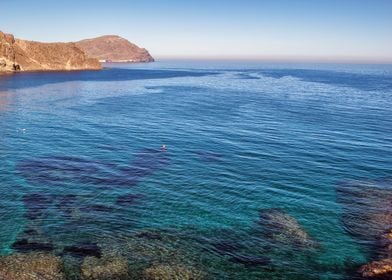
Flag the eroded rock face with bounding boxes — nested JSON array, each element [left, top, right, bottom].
[[76, 35, 154, 63], [0, 30, 101, 72], [0, 31, 17, 72], [80, 256, 129, 280], [0, 252, 65, 280]]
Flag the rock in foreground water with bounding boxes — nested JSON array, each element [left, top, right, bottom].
[[359, 258, 392, 279], [258, 208, 316, 248], [142, 264, 204, 280], [337, 179, 392, 242], [80, 256, 129, 280], [0, 252, 65, 280]]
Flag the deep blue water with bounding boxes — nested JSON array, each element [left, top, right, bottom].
[[1, 61, 392, 279]]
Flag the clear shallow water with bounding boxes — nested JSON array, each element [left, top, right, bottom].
[[0, 61, 392, 279]]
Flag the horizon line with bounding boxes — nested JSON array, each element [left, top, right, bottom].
[[153, 55, 392, 65]]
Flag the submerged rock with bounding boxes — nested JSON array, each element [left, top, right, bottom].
[[63, 243, 102, 258], [357, 228, 392, 279], [209, 238, 270, 267], [210, 239, 241, 256], [229, 254, 270, 267], [11, 238, 54, 252], [22, 228, 39, 236], [17, 156, 118, 187], [22, 193, 51, 220], [337, 179, 392, 278], [337, 179, 392, 242], [379, 229, 392, 258], [17, 149, 170, 189], [258, 208, 316, 248], [142, 264, 204, 280], [116, 193, 144, 206], [98, 229, 207, 278], [80, 256, 129, 280], [0, 252, 65, 280], [79, 204, 115, 214], [121, 148, 170, 179], [54, 194, 78, 217], [134, 229, 164, 241]]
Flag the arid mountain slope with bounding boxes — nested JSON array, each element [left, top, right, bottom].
[[76, 35, 154, 63], [0, 31, 101, 73]]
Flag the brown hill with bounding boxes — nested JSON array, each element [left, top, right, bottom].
[[76, 35, 154, 63], [0, 31, 101, 73]]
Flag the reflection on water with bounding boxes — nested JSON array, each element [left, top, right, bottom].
[[0, 91, 10, 112]]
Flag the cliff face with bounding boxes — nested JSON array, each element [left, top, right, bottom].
[[0, 31, 17, 72], [76, 35, 154, 63], [0, 31, 101, 73]]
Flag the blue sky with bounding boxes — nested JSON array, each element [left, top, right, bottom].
[[1, 0, 391, 62]]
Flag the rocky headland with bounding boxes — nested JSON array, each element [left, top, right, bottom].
[[76, 35, 154, 63], [0, 31, 101, 73], [1, 31, 154, 73]]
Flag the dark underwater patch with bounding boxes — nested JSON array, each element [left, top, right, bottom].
[[116, 193, 144, 206], [22, 228, 39, 236], [54, 194, 78, 217], [17, 148, 170, 189], [209, 239, 270, 267], [63, 243, 102, 258], [134, 230, 164, 241], [210, 240, 241, 256], [229, 254, 270, 267], [79, 204, 115, 214], [121, 148, 170, 177], [11, 239, 54, 252], [22, 193, 51, 220], [336, 178, 392, 243], [17, 155, 117, 186]]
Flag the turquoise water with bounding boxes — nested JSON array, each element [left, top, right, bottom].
[[1, 61, 392, 279]]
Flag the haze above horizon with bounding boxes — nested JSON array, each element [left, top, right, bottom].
[[1, 0, 391, 63]]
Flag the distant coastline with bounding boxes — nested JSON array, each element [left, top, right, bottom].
[[0, 31, 154, 73], [76, 35, 154, 63]]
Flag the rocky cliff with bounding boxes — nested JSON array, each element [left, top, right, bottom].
[[76, 35, 154, 63], [0, 31, 101, 73], [0, 31, 17, 72]]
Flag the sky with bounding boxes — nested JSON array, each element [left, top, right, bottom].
[[1, 0, 391, 62]]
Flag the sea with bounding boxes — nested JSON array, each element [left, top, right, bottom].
[[0, 60, 391, 279]]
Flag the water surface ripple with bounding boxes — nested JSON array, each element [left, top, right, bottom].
[[0, 61, 391, 279]]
